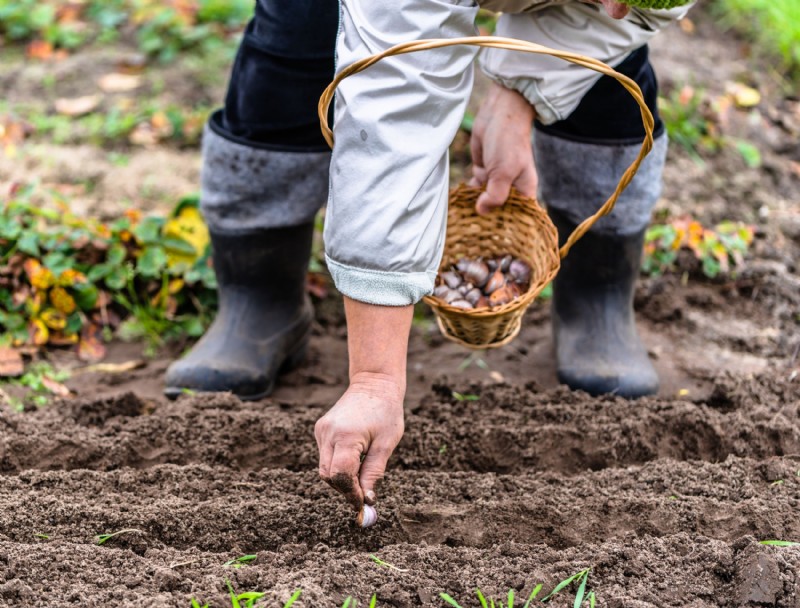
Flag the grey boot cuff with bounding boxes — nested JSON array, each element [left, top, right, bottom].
[[200, 124, 331, 233], [534, 131, 668, 236]]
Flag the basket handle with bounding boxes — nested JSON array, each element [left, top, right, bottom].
[[318, 36, 654, 259]]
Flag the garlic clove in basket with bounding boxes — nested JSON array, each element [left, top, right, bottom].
[[455, 257, 471, 274], [463, 259, 489, 288], [433, 284, 451, 299], [442, 289, 463, 304], [488, 284, 515, 307], [483, 269, 505, 295], [465, 287, 483, 307], [509, 259, 531, 285], [441, 271, 462, 290], [498, 254, 513, 273], [449, 299, 473, 309]]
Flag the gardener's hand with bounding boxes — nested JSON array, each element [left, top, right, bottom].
[[315, 373, 405, 512], [470, 82, 538, 215]]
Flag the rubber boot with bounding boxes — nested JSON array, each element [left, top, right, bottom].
[[550, 209, 658, 398], [164, 223, 314, 400]]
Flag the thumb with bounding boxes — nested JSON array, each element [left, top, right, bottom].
[[358, 444, 391, 506]]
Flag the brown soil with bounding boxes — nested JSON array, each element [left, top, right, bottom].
[[2, 7, 800, 608]]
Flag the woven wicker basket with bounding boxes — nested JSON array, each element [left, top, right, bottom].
[[319, 36, 654, 348]]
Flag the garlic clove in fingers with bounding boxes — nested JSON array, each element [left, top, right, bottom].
[[357, 505, 378, 528]]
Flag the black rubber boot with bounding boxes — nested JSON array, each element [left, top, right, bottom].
[[550, 209, 658, 398], [164, 223, 314, 400]]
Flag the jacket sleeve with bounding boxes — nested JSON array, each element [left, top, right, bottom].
[[479, 2, 695, 124], [324, 0, 479, 306]]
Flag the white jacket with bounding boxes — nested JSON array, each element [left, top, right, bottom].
[[325, 0, 692, 306]]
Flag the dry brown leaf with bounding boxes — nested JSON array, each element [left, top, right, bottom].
[[678, 17, 695, 34], [97, 73, 142, 93], [55, 95, 102, 117], [27, 40, 54, 60], [41, 376, 71, 398], [77, 324, 106, 363], [0, 347, 24, 377], [73, 360, 146, 375], [128, 123, 158, 146]]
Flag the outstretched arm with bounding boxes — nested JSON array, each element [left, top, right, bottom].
[[315, 298, 410, 512]]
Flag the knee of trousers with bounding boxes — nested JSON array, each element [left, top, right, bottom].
[[533, 130, 668, 236], [199, 117, 331, 234]]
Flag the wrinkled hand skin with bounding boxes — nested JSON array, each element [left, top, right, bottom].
[[469, 82, 538, 214], [315, 375, 405, 512]]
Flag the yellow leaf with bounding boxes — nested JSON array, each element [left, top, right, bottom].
[[168, 278, 185, 294], [163, 206, 210, 268], [728, 83, 761, 109], [57, 269, 87, 287], [29, 319, 49, 346], [24, 259, 54, 290], [40, 308, 67, 331], [50, 286, 77, 314]]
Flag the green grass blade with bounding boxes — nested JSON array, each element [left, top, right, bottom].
[[523, 584, 543, 608], [341, 597, 352, 608], [760, 540, 799, 547], [589, 591, 596, 607], [573, 573, 588, 608], [283, 589, 302, 608], [440, 593, 464, 608], [369, 595, 377, 608], [476, 589, 489, 608], [542, 569, 589, 602], [226, 580, 241, 608], [508, 589, 515, 608]]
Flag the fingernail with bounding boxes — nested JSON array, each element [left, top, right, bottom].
[[365, 490, 377, 505]]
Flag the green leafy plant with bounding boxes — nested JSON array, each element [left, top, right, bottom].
[[452, 391, 480, 402], [0, 361, 70, 411], [0, 0, 249, 62], [659, 85, 723, 163], [712, 0, 800, 75], [642, 216, 754, 279], [0, 185, 216, 358], [658, 84, 763, 167]]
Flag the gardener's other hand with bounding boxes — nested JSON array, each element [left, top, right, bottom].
[[315, 374, 405, 512], [470, 82, 537, 215]]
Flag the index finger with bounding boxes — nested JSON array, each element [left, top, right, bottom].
[[326, 443, 365, 512]]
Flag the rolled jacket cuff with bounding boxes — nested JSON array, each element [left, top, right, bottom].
[[326, 255, 436, 306]]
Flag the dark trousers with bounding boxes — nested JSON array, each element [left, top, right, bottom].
[[211, 0, 663, 151]]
